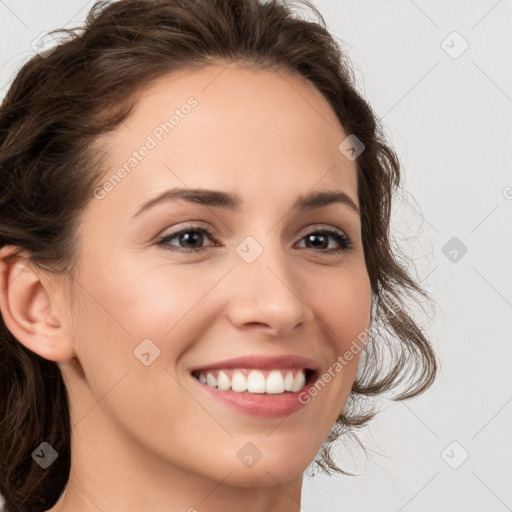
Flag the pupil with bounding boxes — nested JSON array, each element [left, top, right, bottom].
[[309, 234, 327, 249], [182, 232, 201, 248]]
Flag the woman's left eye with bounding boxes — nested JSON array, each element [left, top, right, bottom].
[[156, 224, 352, 256]]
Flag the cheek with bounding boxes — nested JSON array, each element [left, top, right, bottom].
[[66, 261, 200, 440], [303, 264, 371, 412], [68, 254, 228, 415], [75, 252, 204, 341], [320, 263, 372, 350], [108, 256, 227, 335]]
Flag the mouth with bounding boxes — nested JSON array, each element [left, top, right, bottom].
[[189, 354, 319, 417], [191, 367, 316, 394]]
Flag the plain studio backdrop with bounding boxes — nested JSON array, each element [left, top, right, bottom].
[[1, 1, 511, 511]]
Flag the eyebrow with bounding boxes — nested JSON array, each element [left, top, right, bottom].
[[131, 187, 360, 219]]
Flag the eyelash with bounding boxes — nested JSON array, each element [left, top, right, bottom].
[[156, 223, 352, 256]]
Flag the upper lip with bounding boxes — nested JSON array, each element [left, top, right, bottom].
[[190, 354, 320, 373]]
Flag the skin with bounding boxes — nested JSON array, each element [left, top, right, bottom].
[[0, 63, 371, 512]]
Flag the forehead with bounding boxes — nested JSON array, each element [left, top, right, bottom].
[[90, 64, 358, 219]]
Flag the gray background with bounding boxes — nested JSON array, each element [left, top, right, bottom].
[[1, 1, 511, 511]]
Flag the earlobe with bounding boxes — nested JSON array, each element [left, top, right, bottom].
[[0, 245, 75, 362]]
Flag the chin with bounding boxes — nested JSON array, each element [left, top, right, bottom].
[[196, 446, 314, 487], [222, 462, 309, 488]]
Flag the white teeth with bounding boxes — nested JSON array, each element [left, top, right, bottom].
[[206, 372, 217, 387], [283, 371, 294, 391], [266, 370, 285, 394], [217, 370, 231, 391], [231, 371, 248, 392], [292, 371, 305, 392], [247, 370, 266, 393], [197, 368, 308, 394]]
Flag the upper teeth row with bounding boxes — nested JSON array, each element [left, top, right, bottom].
[[197, 369, 306, 394]]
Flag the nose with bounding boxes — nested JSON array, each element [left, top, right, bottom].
[[224, 237, 315, 337]]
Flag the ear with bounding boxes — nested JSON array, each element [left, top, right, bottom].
[[0, 245, 76, 362]]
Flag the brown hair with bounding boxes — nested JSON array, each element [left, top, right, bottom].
[[0, 0, 439, 510]]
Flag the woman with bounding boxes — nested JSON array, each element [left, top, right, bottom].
[[0, 0, 438, 511]]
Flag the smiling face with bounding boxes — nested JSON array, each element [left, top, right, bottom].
[[60, 62, 372, 489]]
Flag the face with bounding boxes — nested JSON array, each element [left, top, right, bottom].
[[61, 63, 372, 487]]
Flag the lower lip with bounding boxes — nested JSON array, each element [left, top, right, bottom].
[[191, 375, 313, 418]]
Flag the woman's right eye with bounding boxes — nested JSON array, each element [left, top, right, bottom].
[[156, 225, 218, 253]]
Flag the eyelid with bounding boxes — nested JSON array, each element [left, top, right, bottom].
[[297, 223, 346, 237], [157, 221, 217, 241]]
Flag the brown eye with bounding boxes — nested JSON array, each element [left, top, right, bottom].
[[295, 228, 351, 255], [157, 225, 217, 253]]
